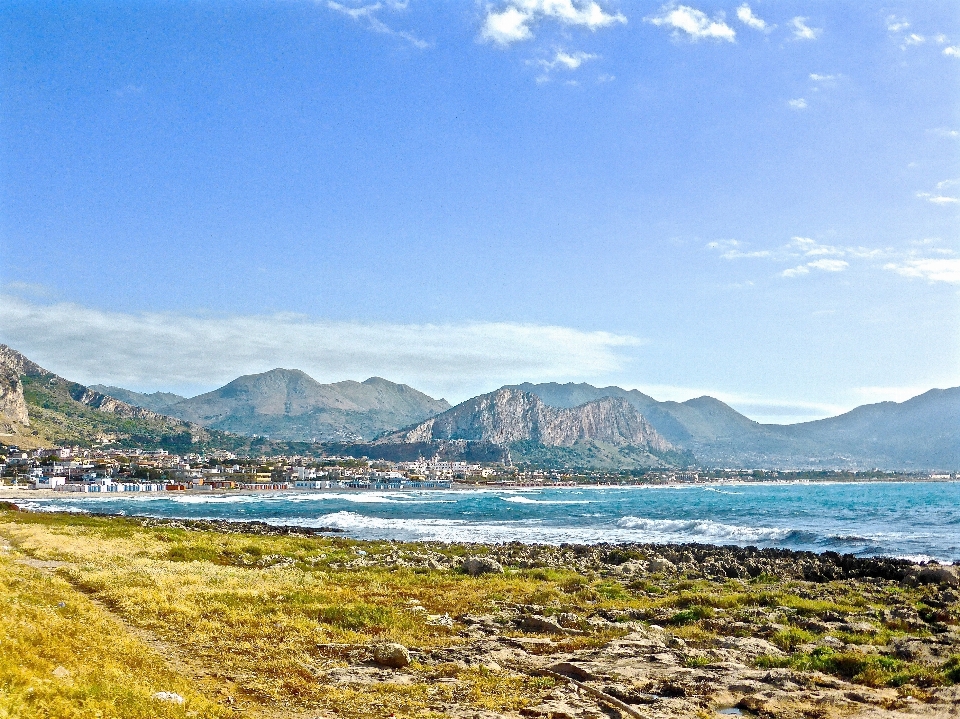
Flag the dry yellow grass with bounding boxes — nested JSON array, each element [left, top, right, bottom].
[[0, 547, 228, 719]]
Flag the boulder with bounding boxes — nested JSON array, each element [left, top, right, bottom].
[[647, 557, 675, 573], [371, 642, 411, 668], [912, 566, 959, 587], [461, 556, 505, 576], [517, 614, 568, 635]]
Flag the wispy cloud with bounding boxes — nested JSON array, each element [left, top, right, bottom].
[[886, 16, 910, 33], [0, 295, 643, 401], [708, 236, 959, 285], [705, 240, 771, 259], [647, 4, 736, 42], [537, 49, 597, 70], [790, 16, 821, 40], [883, 258, 960, 284], [788, 98, 807, 110], [735, 4, 769, 32], [929, 128, 960, 139], [916, 179, 960, 205], [945, 46, 960, 57], [806, 258, 849, 272], [809, 73, 839, 82], [480, 0, 626, 46], [327, 1, 429, 49], [781, 258, 847, 277]]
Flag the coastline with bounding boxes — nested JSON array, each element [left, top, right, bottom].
[[4, 480, 959, 563]]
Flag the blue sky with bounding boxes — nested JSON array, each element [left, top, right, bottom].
[[1, 0, 958, 423]]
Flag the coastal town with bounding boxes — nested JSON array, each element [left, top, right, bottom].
[[1, 444, 954, 494]]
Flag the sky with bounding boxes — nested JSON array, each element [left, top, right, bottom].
[[1, 0, 958, 424]]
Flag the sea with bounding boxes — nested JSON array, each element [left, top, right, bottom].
[[14, 481, 960, 562]]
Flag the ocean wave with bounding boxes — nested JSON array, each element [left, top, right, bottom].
[[501, 495, 590, 505], [616, 516, 797, 543]]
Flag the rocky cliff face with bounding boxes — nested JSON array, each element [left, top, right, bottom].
[[0, 363, 29, 426], [383, 388, 671, 451]]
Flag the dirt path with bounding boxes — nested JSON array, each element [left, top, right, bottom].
[[1, 529, 329, 719]]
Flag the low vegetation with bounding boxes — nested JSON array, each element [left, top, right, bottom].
[[0, 507, 957, 718]]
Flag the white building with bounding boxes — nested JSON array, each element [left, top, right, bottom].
[[32, 476, 66, 489]]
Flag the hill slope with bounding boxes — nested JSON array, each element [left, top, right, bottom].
[[0, 345, 220, 451], [511, 382, 960, 469], [134, 369, 451, 442], [89, 386, 186, 414]]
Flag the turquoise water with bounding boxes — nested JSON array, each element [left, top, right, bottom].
[[15, 481, 960, 562]]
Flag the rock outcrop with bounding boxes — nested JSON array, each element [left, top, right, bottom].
[[381, 388, 671, 452], [0, 363, 29, 426]]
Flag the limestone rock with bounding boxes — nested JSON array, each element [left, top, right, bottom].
[[461, 556, 505, 576], [372, 642, 411, 668], [648, 557, 675, 573]]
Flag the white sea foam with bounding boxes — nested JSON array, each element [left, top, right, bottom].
[[616, 516, 794, 542], [12, 482, 960, 560], [501, 495, 590, 505]]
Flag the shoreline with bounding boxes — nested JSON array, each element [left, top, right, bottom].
[[4, 481, 960, 564], [4, 500, 957, 578]]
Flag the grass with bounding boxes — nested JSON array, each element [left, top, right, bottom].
[[756, 646, 959, 689], [0, 507, 956, 718], [0, 547, 228, 719]]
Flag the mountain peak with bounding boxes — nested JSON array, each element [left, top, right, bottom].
[[382, 387, 671, 451]]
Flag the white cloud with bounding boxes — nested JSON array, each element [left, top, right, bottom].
[[917, 193, 960, 205], [482, 6, 533, 44], [481, 0, 626, 46], [917, 180, 960, 204], [790, 16, 821, 40], [788, 98, 807, 110], [807, 258, 849, 272], [944, 46, 960, 57], [327, 1, 429, 48], [647, 4, 736, 42], [884, 258, 960, 284], [886, 16, 909, 33], [781, 258, 847, 277], [710, 234, 959, 285], [705, 240, 771, 259], [809, 73, 838, 82], [538, 49, 597, 70], [0, 295, 643, 401], [902, 33, 925, 46], [735, 4, 768, 31]]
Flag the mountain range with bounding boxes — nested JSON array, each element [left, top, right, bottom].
[[508, 382, 960, 470], [97, 370, 449, 442], [2, 343, 958, 470]]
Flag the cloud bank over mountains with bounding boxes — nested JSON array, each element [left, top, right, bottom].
[[0, 294, 641, 401]]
